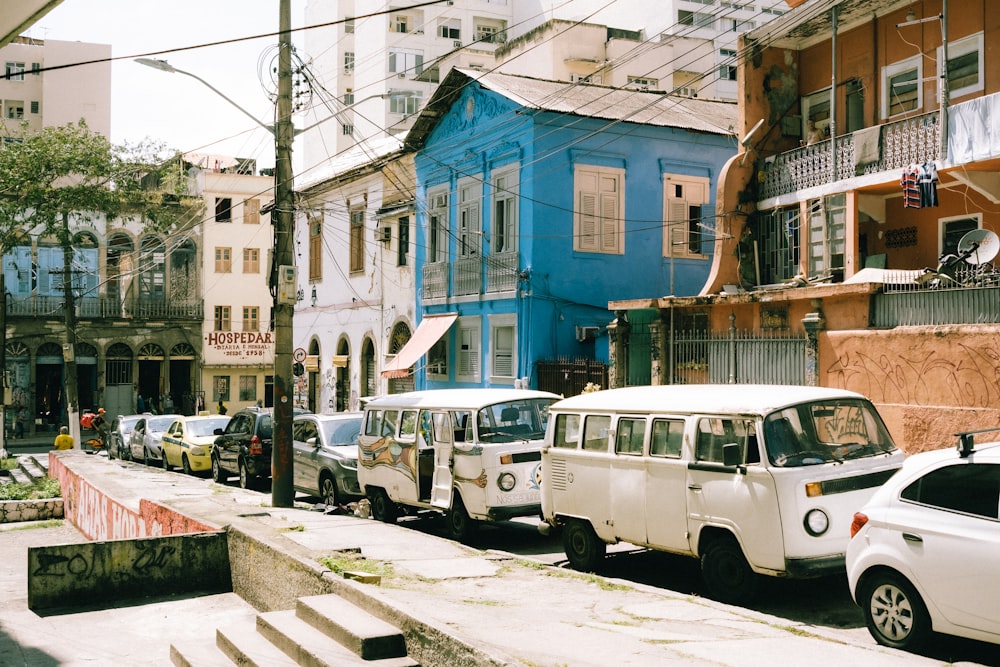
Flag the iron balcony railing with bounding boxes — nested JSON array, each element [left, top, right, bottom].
[[5, 295, 203, 320], [421, 252, 521, 299], [758, 111, 941, 200], [874, 268, 1000, 327]]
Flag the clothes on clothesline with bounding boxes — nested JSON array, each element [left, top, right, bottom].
[[900, 161, 938, 209]]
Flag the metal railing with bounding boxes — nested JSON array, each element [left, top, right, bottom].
[[422, 262, 448, 300], [874, 268, 1000, 327], [5, 295, 203, 320], [486, 252, 519, 293], [672, 328, 806, 385], [452, 256, 482, 296]]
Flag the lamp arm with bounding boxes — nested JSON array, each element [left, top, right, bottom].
[[175, 69, 276, 137]]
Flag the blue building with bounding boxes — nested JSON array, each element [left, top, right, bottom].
[[385, 68, 736, 390]]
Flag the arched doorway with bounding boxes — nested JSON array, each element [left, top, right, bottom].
[[388, 322, 413, 394], [308, 338, 321, 414], [169, 342, 196, 414], [75, 342, 98, 412], [5, 342, 30, 436], [35, 342, 64, 430], [335, 338, 350, 411], [137, 343, 164, 413], [104, 342, 134, 420], [360, 337, 376, 400]]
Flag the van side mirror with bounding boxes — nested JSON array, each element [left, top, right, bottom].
[[722, 443, 743, 470]]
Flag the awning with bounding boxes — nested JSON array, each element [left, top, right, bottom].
[[381, 313, 458, 378]]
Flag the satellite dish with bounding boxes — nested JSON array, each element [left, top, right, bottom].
[[957, 229, 1000, 265]]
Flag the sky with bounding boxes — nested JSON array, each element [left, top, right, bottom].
[[29, 1, 308, 171]]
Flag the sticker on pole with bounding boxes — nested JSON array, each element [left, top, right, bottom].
[[293, 348, 307, 362]]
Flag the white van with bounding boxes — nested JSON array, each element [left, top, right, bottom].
[[359, 388, 560, 541], [541, 384, 904, 604]]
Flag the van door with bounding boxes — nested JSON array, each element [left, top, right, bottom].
[[686, 417, 783, 571], [429, 411, 455, 508], [644, 417, 690, 553], [609, 416, 648, 544]]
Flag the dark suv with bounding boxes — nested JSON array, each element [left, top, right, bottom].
[[211, 407, 272, 489]]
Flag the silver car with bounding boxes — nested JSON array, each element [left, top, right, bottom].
[[107, 414, 147, 460], [128, 414, 182, 465], [292, 413, 363, 506]]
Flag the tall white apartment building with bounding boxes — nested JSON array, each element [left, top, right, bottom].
[[0, 36, 110, 138]]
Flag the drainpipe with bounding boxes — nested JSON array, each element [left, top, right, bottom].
[[939, 0, 949, 161], [830, 5, 838, 182]]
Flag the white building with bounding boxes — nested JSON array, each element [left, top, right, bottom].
[[0, 35, 110, 138]]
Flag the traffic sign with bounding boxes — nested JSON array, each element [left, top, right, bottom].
[[293, 347, 307, 362]]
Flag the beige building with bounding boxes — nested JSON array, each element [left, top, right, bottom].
[[0, 35, 110, 138]]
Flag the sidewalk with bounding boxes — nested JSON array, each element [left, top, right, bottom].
[[7, 451, 966, 666]]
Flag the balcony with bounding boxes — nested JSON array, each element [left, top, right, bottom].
[[453, 256, 482, 296], [421, 251, 521, 300], [485, 251, 519, 293], [422, 262, 448, 300], [6, 295, 203, 320], [758, 111, 941, 200]]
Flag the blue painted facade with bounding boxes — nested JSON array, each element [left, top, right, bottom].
[[409, 70, 736, 390]]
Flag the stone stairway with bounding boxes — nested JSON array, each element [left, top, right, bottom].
[[170, 593, 420, 666], [3, 453, 49, 486]]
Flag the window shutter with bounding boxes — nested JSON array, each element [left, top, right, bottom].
[[599, 191, 619, 252], [666, 199, 687, 255], [579, 191, 597, 251], [494, 327, 513, 377]]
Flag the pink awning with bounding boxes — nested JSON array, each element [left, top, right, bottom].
[[381, 313, 458, 378]]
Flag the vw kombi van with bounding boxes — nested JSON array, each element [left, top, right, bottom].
[[541, 384, 904, 603], [359, 388, 560, 541]]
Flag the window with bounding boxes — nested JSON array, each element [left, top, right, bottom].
[[807, 194, 846, 280], [397, 216, 409, 266], [941, 215, 980, 257], [5, 62, 25, 81], [438, 20, 460, 39], [344, 51, 355, 73], [243, 248, 260, 273], [344, 17, 355, 34], [626, 76, 658, 89], [30, 101, 39, 114], [349, 207, 365, 272], [213, 376, 230, 402], [901, 464, 1000, 519], [389, 93, 421, 115], [554, 414, 581, 448], [492, 169, 518, 254], [214, 306, 231, 332], [428, 335, 448, 377], [308, 214, 322, 281], [941, 33, 983, 99], [5, 103, 24, 119], [574, 165, 624, 254], [138, 237, 165, 302], [664, 176, 710, 257], [616, 418, 646, 455], [695, 417, 757, 464], [392, 14, 409, 33], [239, 376, 257, 402], [342, 124, 354, 136], [243, 306, 259, 332], [388, 48, 423, 77], [489, 315, 515, 380], [215, 197, 232, 222], [678, 11, 714, 28], [343, 89, 354, 106], [428, 190, 448, 263], [650, 419, 684, 457], [458, 179, 481, 258], [215, 247, 232, 273], [719, 64, 737, 81], [883, 56, 921, 118], [457, 318, 481, 381], [583, 415, 611, 452], [245, 198, 260, 224], [802, 88, 831, 139], [475, 22, 506, 43]]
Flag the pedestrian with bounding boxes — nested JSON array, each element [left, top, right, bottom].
[[53, 426, 73, 450], [137, 394, 145, 413], [12, 409, 23, 439], [218, 400, 227, 415]]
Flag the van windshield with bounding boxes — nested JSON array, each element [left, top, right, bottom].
[[763, 398, 897, 467], [476, 398, 556, 443]]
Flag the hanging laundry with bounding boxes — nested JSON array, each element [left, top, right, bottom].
[[901, 166, 921, 208], [918, 160, 939, 207]]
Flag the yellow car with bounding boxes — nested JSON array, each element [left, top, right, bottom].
[[161, 415, 232, 475]]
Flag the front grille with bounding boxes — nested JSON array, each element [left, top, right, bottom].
[[819, 468, 900, 495]]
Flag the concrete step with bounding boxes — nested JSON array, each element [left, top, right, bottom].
[[169, 638, 235, 667], [216, 622, 298, 667], [18, 456, 48, 482], [8, 467, 31, 485], [257, 610, 418, 667], [295, 594, 410, 661]]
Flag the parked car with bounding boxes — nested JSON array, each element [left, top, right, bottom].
[[847, 431, 1000, 652], [127, 414, 182, 465], [161, 415, 232, 476], [292, 412, 364, 506], [107, 414, 147, 460], [211, 407, 272, 489]]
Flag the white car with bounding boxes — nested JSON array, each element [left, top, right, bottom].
[[846, 431, 1000, 652]]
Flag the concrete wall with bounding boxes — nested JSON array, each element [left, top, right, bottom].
[[28, 531, 230, 611], [0, 498, 63, 522]]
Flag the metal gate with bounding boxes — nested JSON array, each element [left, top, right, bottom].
[[537, 358, 608, 397], [673, 329, 807, 385]]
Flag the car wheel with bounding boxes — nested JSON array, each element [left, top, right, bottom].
[[369, 488, 398, 524], [122, 444, 131, 461], [162, 452, 172, 471], [319, 475, 338, 508], [238, 459, 252, 489], [562, 519, 605, 572], [446, 493, 478, 543], [143, 448, 150, 466], [212, 456, 228, 483], [700, 536, 761, 605], [861, 571, 931, 651], [182, 455, 193, 476]]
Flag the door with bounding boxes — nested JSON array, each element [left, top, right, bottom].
[[430, 411, 455, 508], [292, 418, 319, 493], [644, 417, 690, 552], [609, 416, 647, 544]]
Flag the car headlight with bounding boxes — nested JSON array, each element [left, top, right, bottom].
[[340, 458, 357, 471], [497, 471, 517, 492], [803, 509, 830, 536], [189, 445, 205, 456]]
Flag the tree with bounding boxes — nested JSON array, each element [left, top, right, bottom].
[[0, 120, 198, 445]]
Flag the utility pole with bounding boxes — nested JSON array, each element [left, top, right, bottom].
[[271, 0, 295, 507], [62, 213, 81, 447]]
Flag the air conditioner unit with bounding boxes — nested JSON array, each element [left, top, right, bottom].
[[575, 325, 600, 342], [381, 226, 392, 243], [398, 72, 406, 78], [453, 40, 462, 47]]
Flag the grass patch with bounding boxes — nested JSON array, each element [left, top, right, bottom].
[[0, 476, 61, 501], [1, 457, 16, 471], [1, 519, 64, 531], [319, 553, 394, 578], [544, 568, 633, 591], [280, 524, 305, 532], [462, 598, 505, 606]]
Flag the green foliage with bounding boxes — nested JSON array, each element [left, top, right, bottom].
[[0, 475, 61, 500]]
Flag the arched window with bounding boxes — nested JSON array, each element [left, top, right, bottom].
[[138, 236, 166, 302], [106, 234, 134, 303], [170, 237, 197, 301], [2, 232, 33, 298], [72, 231, 99, 299]]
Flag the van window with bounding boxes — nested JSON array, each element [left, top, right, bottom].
[[382, 410, 398, 437], [764, 399, 896, 467], [583, 415, 611, 452], [399, 410, 417, 441], [364, 410, 382, 437], [696, 418, 756, 464], [615, 418, 645, 455], [554, 414, 580, 448], [650, 419, 684, 457]]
